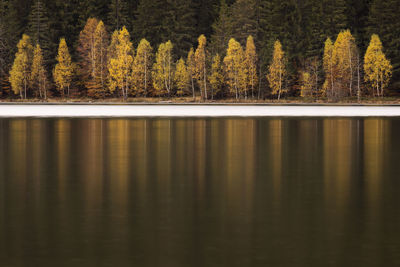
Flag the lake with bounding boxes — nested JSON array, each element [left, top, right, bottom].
[[1, 117, 400, 266]]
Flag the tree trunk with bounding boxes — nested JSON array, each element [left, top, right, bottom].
[[203, 64, 207, 101], [191, 77, 195, 100], [144, 52, 147, 97], [258, 64, 262, 100]]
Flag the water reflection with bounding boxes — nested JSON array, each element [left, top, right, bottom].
[[1, 118, 400, 266]]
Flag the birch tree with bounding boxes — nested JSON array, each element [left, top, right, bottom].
[[9, 34, 33, 99], [224, 38, 244, 100], [267, 40, 286, 100], [108, 26, 134, 99], [30, 44, 48, 98], [93, 20, 109, 97], [194, 35, 207, 100], [174, 58, 189, 96], [244, 35, 258, 99], [53, 38, 73, 97], [364, 34, 392, 97], [152, 41, 174, 97], [133, 38, 153, 96]]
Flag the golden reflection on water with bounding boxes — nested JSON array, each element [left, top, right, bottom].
[[1, 117, 398, 266], [364, 119, 389, 217]]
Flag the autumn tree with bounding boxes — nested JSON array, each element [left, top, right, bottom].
[[224, 38, 245, 100], [108, 27, 134, 99], [187, 47, 196, 99], [244, 35, 258, 99], [77, 18, 99, 94], [194, 35, 208, 100], [323, 38, 334, 99], [132, 38, 153, 97], [152, 41, 174, 97], [9, 34, 33, 99], [174, 58, 189, 96], [53, 38, 74, 97], [93, 20, 109, 97], [209, 54, 224, 99], [364, 34, 392, 97], [30, 44, 48, 98], [332, 30, 358, 97], [300, 71, 313, 98], [267, 40, 286, 100]]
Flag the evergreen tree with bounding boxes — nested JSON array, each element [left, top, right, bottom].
[[165, 0, 196, 58], [53, 38, 74, 97], [230, 0, 258, 45], [194, 0, 220, 37], [132, 38, 153, 96], [78, 0, 108, 26], [210, 0, 232, 57], [9, 34, 33, 98], [107, 0, 131, 31], [30, 43, 48, 98], [26, 0, 53, 64], [0, 0, 9, 88], [364, 34, 392, 97], [174, 58, 189, 96], [134, 0, 168, 47], [52, 0, 82, 51], [321, 0, 348, 38]]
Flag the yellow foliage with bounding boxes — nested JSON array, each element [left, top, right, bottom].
[[323, 38, 334, 97], [108, 26, 134, 99], [133, 38, 153, 96], [267, 40, 286, 100], [152, 41, 174, 96], [31, 44, 48, 99], [92, 20, 109, 97], [364, 34, 392, 97], [194, 35, 207, 100], [332, 30, 358, 97], [174, 58, 190, 96], [224, 38, 245, 100], [244, 35, 258, 98], [300, 71, 313, 97], [187, 47, 196, 98], [53, 38, 73, 97], [209, 54, 224, 99], [9, 34, 33, 98]]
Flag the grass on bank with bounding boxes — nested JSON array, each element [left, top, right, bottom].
[[1, 96, 400, 105]]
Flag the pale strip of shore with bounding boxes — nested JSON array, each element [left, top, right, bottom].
[[1, 104, 400, 117]]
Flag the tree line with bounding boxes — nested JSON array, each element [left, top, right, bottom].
[[0, 0, 399, 100]]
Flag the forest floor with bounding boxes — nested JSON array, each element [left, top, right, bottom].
[[1, 96, 400, 105]]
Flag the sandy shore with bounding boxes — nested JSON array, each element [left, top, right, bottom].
[[1, 104, 400, 117]]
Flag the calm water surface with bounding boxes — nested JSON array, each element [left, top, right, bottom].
[[1, 118, 400, 266]]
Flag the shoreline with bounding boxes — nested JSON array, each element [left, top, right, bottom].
[[1, 104, 400, 118]]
